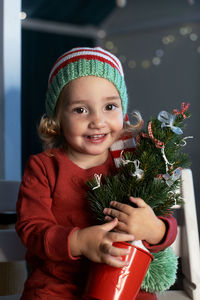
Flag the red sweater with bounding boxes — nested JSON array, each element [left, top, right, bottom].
[[16, 148, 177, 300]]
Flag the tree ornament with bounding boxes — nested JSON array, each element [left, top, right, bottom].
[[173, 102, 190, 119], [130, 159, 144, 180], [158, 111, 183, 135], [92, 174, 102, 190], [162, 167, 182, 187]]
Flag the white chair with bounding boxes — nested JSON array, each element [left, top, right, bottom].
[[1, 172, 199, 300], [157, 169, 200, 300], [0, 180, 27, 300]]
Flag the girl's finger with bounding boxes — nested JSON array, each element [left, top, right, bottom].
[[109, 245, 130, 257], [103, 207, 127, 222], [103, 254, 129, 268], [109, 231, 134, 243], [109, 201, 133, 215], [104, 215, 113, 222], [114, 220, 129, 233], [129, 197, 147, 208], [113, 228, 126, 234], [100, 217, 118, 231]]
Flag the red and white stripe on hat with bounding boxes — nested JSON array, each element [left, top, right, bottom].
[[48, 47, 124, 85]]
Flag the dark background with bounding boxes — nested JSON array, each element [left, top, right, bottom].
[[21, 0, 200, 232]]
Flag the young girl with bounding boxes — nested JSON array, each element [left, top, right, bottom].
[[16, 47, 177, 300]]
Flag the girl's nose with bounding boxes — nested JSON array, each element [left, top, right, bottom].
[[89, 112, 106, 129]]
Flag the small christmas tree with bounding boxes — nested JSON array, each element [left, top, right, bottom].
[[88, 102, 191, 221], [87, 102, 192, 293]]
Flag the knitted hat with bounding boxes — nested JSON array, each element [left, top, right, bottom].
[[45, 47, 128, 118]]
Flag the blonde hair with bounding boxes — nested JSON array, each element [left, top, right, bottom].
[[38, 109, 143, 150], [123, 111, 143, 135]]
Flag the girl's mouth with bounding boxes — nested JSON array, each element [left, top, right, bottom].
[[84, 134, 108, 143]]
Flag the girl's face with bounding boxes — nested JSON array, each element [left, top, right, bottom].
[[59, 76, 124, 168]]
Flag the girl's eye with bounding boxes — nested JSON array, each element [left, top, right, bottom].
[[73, 107, 87, 114], [105, 104, 116, 111]]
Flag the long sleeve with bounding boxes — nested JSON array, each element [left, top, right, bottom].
[[16, 154, 77, 262], [143, 215, 177, 252], [15, 150, 122, 299]]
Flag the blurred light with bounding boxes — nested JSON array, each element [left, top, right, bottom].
[[168, 35, 175, 42], [116, 0, 127, 8], [20, 11, 27, 20], [111, 46, 118, 54], [162, 36, 170, 45], [197, 46, 200, 54], [162, 35, 175, 44], [97, 30, 106, 39], [128, 60, 136, 68], [179, 27, 188, 35], [141, 60, 151, 69], [105, 41, 114, 50], [179, 26, 192, 35], [189, 33, 198, 41], [188, 0, 195, 5], [155, 49, 164, 57], [119, 55, 127, 63], [152, 57, 161, 66]]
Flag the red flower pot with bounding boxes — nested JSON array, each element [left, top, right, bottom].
[[83, 241, 153, 300]]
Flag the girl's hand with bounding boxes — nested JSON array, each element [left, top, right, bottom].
[[103, 197, 166, 245], [69, 218, 134, 268]]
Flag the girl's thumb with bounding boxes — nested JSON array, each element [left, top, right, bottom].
[[101, 217, 118, 232]]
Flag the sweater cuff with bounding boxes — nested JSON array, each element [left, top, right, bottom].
[[67, 227, 81, 260], [44, 225, 81, 262], [142, 215, 177, 253]]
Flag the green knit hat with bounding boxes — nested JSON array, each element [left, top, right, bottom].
[[45, 47, 128, 118]]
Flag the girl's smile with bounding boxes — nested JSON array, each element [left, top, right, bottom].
[[58, 76, 124, 169], [84, 133, 108, 144]]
